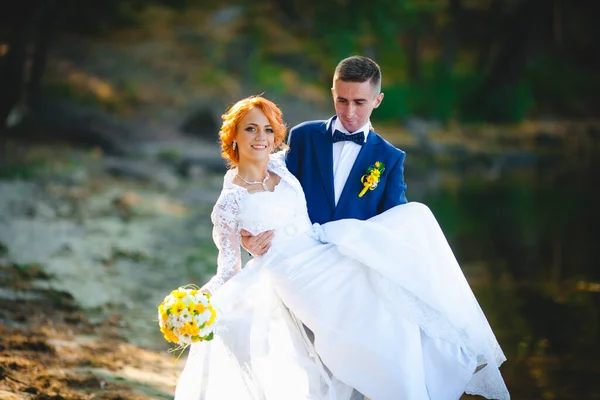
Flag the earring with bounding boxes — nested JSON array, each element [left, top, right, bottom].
[[233, 141, 237, 150]]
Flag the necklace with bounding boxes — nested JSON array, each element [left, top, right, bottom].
[[236, 170, 270, 191]]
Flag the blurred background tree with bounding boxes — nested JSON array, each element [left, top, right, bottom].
[[1, 0, 599, 128]]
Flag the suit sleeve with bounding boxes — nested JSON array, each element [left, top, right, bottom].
[[285, 126, 302, 178], [379, 151, 408, 213]]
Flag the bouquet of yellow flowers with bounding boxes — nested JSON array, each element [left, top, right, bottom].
[[157, 285, 217, 348]]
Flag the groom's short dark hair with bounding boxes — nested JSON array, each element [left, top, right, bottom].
[[334, 56, 382, 93]]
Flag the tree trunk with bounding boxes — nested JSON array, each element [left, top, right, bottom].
[[27, 0, 61, 109], [441, 0, 461, 73], [475, 0, 503, 72], [553, 0, 563, 48], [407, 24, 421, 83], [0, 11, 29, 127], [466, 0, 545, 122], [0, 0, 59, 128]]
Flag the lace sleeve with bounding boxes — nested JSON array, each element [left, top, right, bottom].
[[201, 191, 242, 294]]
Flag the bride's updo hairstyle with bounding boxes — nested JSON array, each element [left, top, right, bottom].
[[219, 95, 287, 166]]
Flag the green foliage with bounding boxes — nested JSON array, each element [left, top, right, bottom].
[[376, 65, 537, 124], [156, 149, 182, 163], [0, 153, 81, 181], [11, 263, 53, 280], [378, 82, 457, 122], [43, 82, 129, 114], [528, 56, 600, 117], [52, 0, 600, 123], [461, 79, 534, 124], [184, 242, 217, 282], [0, 163, 44, 180], [253, 64, 288, 95], [120, 81, 140, 103], [62, 0, 193, 35], [376, 64, 460, 123], [376, 85, 414, 121], [63, 1, 147, 35]]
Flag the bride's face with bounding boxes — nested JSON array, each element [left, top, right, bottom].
[[236, 108, 275, 165]]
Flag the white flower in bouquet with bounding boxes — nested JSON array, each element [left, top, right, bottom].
[[157, 286, 217, 352]]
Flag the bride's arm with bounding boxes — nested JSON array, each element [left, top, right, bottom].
[[201, 195, 242, 295]]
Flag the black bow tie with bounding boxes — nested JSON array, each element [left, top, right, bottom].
[[332, 129, 365, 145]]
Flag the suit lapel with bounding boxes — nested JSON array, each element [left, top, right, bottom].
[[311, 120, 335, 210], [335, 131, 382, 212]]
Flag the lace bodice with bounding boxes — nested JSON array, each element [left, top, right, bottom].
[[202, 151, 312, 294]]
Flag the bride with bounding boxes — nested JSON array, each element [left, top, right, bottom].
[[174, 96, 510, 400]]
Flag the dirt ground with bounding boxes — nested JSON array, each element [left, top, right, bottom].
[[0, 263, 182, 400]]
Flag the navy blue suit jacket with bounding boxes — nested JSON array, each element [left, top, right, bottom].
[[286, 116, 408, 224]]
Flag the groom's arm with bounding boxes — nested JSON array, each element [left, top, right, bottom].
[[285, 126, 302, 178], [379, 151, 408, 213], [240, 229, 274, 257]]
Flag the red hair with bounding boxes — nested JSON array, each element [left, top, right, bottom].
[[219, 96, 287, 166]]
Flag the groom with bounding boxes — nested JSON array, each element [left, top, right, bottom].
[[244, 58, 477, 399], [242, 56, 408, 399], [242, 55, 408, 253]]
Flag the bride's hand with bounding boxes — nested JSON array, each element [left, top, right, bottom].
[[200, 288, 211, 295], [241, 229, 274, 256]]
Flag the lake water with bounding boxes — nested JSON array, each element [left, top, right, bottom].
[[408, 150, 599, 399]]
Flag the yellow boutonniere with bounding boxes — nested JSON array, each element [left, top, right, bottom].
[[358, 161, 385, 197]]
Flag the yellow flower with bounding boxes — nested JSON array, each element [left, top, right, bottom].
[[160, 325, 179, 343], [170, 301, 185, 315], [189, 289, 199, 296], [366, 175, 376, 184], [188, 321, 200, 337], [180, 322, 195, 336], [206, 306, 217, 326], [159, 310, 168, 323], [194, 303, 206, 314], [173, 289, 187, 299], [371, 170, 381, 178], [181, 321, 200, 336], [164, 330, 179, 343], [375, 161, 381, 168]]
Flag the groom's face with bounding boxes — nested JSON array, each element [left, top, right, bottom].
[[331, 79, 384, 133]]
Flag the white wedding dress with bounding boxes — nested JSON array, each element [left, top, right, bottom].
[[174, 151, 510, 400]]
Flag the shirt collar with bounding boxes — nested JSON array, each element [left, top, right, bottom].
[[327, 116, 370, 143]]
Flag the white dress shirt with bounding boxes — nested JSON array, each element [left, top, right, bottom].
[[327, 117, 370, 206]]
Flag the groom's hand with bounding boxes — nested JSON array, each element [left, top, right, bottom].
[[241, 229, 274, 256]]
